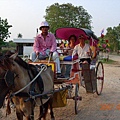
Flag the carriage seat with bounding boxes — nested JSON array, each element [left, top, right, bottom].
[[59, 55, 80, 74], [59, 55, 79, 71], [59, 55, 78, 61]]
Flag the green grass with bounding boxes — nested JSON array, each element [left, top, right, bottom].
[[1, 47, 16, 54], [99, 59, 117, 64]]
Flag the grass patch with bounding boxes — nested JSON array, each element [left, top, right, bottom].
[[99, 59, 117, 64]]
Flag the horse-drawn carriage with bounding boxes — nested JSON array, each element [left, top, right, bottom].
[[0, 27, 104, 120], [29, 27, 104, 114]]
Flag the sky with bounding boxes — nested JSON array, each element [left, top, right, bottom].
[[0, 0, 120, 41]]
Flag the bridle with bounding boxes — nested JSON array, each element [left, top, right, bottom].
[[0, 56, 47, 102], [0, 70, 16, 88]]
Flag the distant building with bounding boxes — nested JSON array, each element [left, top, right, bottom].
[[13, 38, 62, 55], [13, 39, 34, 55]]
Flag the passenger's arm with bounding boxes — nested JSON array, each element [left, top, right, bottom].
[[72, 46, 77, 59]]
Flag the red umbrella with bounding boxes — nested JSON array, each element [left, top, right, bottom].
[[55, 27, 88, 40], [55, 27, 99, 46]]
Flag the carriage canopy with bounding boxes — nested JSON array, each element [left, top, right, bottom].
[[55, 27, 99, 46], [55, 27, 98, 40]]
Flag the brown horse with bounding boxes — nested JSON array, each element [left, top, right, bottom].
[[0, 52, 55, 120]]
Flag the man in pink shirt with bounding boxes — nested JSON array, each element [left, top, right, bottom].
[[31, 21, 62, 77]]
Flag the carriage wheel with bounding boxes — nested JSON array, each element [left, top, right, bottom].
[[96, 61, 104, 95], [74, 83, 81, 114]]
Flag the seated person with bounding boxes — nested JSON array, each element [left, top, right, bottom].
[[61, 35, 77, 78], [58, 41, 66, 55], [72, 34, 92, 65], [90, 45, 97, 65], [64, 35, 77, 56], [31, 21, 63, 78]]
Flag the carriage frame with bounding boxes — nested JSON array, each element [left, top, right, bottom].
[[28, 27, 104, 114], [29, 55, 104, 114]]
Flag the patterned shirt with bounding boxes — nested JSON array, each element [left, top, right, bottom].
[[33, 33, 57, 55]]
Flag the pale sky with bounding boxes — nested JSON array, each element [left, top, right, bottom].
[[0, 0, 120, 40]]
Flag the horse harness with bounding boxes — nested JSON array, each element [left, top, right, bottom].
[[0, 64, 47, 102]]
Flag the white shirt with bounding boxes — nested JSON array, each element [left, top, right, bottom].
[[72, 43, 90, 59]]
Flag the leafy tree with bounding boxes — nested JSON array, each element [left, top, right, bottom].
[[44, 3, 92, 33], [8, 40, 16, 47], [0, 17, 12, 49], [17, 33, 23, 38], [105, 24, 120, 52]]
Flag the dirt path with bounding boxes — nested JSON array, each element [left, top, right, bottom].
[[0, 55, 120, 120], [53, 60, 120, 120], [75, 63, 120, 120]]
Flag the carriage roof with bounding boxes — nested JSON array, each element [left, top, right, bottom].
[[55, 27, 99, 41]]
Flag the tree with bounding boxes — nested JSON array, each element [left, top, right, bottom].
[[105, 24, 120, 52], [8, 40, 16, 47], [0, 17, 12, 49], [17, 33, 23, 38], [44, 3, 92, 33]]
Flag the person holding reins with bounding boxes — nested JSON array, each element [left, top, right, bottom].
[[31, 21, 63, 78]]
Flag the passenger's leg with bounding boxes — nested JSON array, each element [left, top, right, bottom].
[[30, 52, 37, 61], [31, 52, 47, 61], [64, 64, 71, 78], [61, 64, 66, 76], [52, 51, 61, 73], [38, 54, 48, 60]]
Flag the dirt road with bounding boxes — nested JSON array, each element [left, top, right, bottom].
[[0, 55, 120, 120]]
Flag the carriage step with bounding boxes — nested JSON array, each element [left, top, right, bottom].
[[57, 77, 69, 80], [54, 80, 69, 84], [54, 77, 70, 83]]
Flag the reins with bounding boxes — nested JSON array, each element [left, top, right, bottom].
[[11, 64, 47, 97]]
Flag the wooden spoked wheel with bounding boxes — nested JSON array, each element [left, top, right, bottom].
[[96, 61, 104, 95]]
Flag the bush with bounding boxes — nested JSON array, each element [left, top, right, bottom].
[[1, 47, 16, 54]]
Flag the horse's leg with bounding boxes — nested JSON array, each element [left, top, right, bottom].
[[15, 98, 34, 120], [16, 108, 34, 120], [11, 97, 23, 120], [42, 98, 55, 120], [19, 108, 34, 120], [25, 112, 34, 120], [25, 115, 34, 120], [16, 109, 23, 120], [38, 106, 43, 120], [28, 107, 34, 120], [38, 100, 49, 120], [42, 103, 48, 120], [49, 97, 55, 120], [25, 101, 35, 120]]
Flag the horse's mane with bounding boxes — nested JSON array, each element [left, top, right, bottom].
[[5, 51, 31, 69], [3, 51, 52, 77], [4, 51, 38, 76]]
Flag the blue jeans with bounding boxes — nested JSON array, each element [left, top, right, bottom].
[[30, 49, 61, 73], [61, 64, 71, 78], [65, 64, 71, 78]]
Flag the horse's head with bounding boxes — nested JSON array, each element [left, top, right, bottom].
[[0, 64, 13, 108], [0, 52, 18, 108], [0, 51, 34, 99]]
